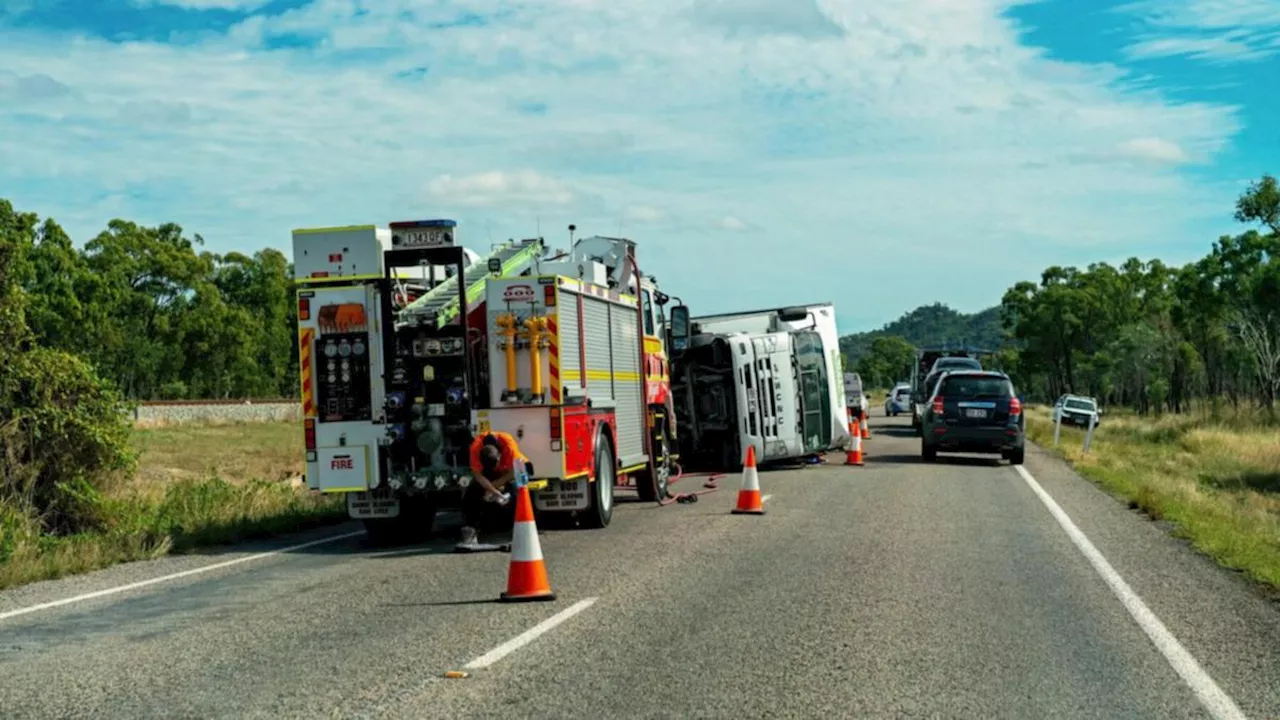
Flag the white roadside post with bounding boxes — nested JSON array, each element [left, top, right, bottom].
[[1083, 410, 1098, 454], [1053, 407, 1063, 446]]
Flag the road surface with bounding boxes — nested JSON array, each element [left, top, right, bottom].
[[1, 415, 1278, 719]]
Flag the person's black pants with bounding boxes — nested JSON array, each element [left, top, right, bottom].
[[460, 481, 518, 532]]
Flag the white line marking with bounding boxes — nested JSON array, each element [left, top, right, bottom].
[[463, 597, 598, 669], [762, 494, 773, 504], [1014, 465, 1248, 720], [0, 530, 367, 623]]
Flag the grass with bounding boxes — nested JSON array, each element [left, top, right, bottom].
[[0, 421, 344, 591], [1025, 405, 1280, 593]]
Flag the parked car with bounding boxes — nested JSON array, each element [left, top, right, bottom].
[[921, 370, 1025, 464], [1052, 394, 1100, 427], [885, 383, 911, 416]]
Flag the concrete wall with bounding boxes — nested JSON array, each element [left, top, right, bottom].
[[132, 400, 300, 427]]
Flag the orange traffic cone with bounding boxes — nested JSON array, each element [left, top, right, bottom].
[[499, 484, 556, 603], [860, 413, 870, 440], [845, 420, 864, 466], [732, 445, 766, 515]]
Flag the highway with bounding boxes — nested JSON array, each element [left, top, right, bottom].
[[1, 415, 1278, 719]]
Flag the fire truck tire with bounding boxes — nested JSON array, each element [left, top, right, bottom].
[[580, 433, 615, 529], [635, 427, 672, 503]]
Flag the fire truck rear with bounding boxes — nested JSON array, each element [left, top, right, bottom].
[[475, 234, 689, 528], [292, 221, 547, 541]]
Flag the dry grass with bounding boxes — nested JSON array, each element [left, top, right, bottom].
[[0, 421, 342, 591], [131, 422, 304, 488], [1025, 405, 1280, 592]]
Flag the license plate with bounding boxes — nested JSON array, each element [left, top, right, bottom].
[[347, 489, 400, 519], [965, 408, 989, 419], [533, 479, 589, 511]]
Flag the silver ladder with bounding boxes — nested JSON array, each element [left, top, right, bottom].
[[399, 238, 545, 328]]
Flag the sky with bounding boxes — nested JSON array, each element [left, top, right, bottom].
[[1, 0, 1277, 334]]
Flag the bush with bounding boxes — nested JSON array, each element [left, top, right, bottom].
[[1, 199, 136, 542]]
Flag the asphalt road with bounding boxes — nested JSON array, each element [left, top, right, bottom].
[[2, 414, 1279, 719]]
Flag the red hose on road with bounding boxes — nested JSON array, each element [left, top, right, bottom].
[[658, 463, 726, 506]]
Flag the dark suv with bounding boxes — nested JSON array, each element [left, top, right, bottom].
[[921, 370, 1025, 464]]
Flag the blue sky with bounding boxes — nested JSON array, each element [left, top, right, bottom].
[[1, 0, 1277, 334]]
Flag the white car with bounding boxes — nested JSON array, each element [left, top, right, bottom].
[[1052, 394, 1101, 427], [885, 383, 911, 416]]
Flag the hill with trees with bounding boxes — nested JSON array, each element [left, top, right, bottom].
[[840, 303, 1007, 388]]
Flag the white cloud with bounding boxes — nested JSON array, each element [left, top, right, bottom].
[[720, 215, 749, 231], [1116, 137, 1190, 164], [426, 171, 575, 208], [624, 205, 666, 222], [1117, 0, 1280, 62], [0, 0, 1250, 330]]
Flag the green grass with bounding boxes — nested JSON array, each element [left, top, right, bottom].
[[0, 421, 343, 591], [1025, 406, 1280, 593]]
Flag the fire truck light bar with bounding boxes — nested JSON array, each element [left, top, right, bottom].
[[389, 219, 457, 229]]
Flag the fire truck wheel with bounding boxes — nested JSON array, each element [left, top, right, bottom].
[[636, 429, 672, 503], [580, 434, 615, 529]]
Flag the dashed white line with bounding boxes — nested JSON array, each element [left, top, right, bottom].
[[0, 530, 367, 623], [463, 598, 598, 669], [1014, 465, 1248, 720]]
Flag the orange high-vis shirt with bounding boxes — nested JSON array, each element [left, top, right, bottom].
[[469, 431, 530, 478]]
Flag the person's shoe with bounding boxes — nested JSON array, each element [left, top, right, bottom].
[[458, 525, 479, 546]]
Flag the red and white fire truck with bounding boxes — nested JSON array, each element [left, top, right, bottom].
[[475, 234, 687, 527], [292, 221, 688, 537]]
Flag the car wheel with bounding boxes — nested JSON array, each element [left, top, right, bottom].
[[1008, 447, 1025, 465], [921, 442, 937, 462]]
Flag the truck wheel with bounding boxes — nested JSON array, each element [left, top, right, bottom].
[[580, 433, 615, 529], [635, 429, 672, 503]]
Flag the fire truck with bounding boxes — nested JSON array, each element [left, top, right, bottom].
[[292, 222, 547, 541], [474, 233, 686, 528], [293, 222, 687, 538]]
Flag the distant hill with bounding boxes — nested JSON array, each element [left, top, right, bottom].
[[840, 303, 1005, 362]]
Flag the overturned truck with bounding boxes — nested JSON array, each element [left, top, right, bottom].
[[669, 303, 850, 471]]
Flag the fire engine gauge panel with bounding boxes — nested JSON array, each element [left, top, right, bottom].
[[314, 331, 372, 423]]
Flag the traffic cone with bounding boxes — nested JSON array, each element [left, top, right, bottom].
[[499, 484, 556, 603], [731, 445, 765, 515], [845, 420, 864, 466], [860, 412, 870, 440]]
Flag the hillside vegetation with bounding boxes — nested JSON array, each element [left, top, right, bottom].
[[840, 304, 1008, 388], [0, 200, 336, 590]]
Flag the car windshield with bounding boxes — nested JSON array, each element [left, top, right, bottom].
[[1065, 398, 1095, 411], [941, 375, 1011, 398]]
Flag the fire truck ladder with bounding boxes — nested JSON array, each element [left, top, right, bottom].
[[399, 238, 545, 328]]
